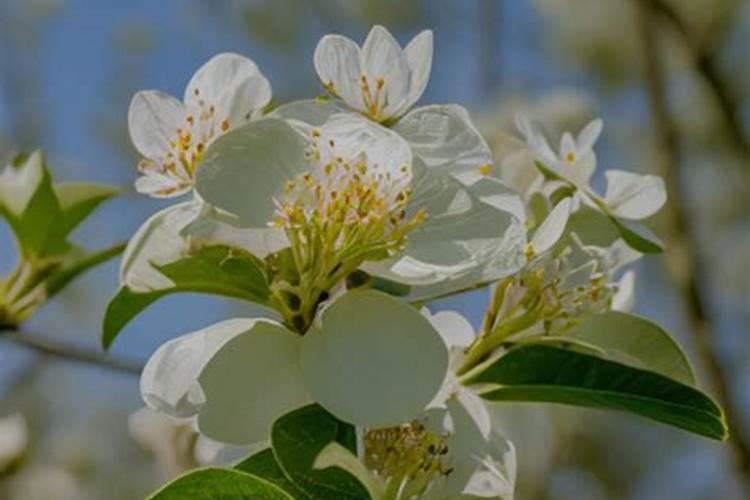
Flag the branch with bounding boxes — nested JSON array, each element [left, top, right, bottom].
[[637, 2, 750, 489], [1, 329, 142, 375], [644, 0, 749, 156]]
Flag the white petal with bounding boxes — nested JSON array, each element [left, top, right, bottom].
[[559, 132, 576, 159], [269, 99, 343, 127], [184, 53, 271, 128], [456, 389, 492, 440], [367, 167, 524, 294], [360, 25, 410, 119], [422, 308, 476, 349], [128, 90, 185, 159], [120, 201, 203, 292], [574, 150, 597, 186], [395, 104, 492, 183], [0, 151, 46, 216], [141, 318, 258, 419], [195, 118, 308, 227], [301, 290, 449, 427], [318, 113, 412, 190], [603, 169, 667, 220], [134, 171, 192, 198], [612, 270, 636, 311], [402, 30, 433, 112], [314, 34, 363, 112], [451, 397, 516, 499], [529, 197, 571, 254], [514, 113, 534, 143], [185, 205, 289, 258], [461, 449, 516, 499], [428, 396, 515, 498], [197, 320, 310, 444], [576, 118, 603, 151]]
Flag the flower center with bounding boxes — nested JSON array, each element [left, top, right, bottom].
[[268, 128, 425, 332], [360, 74, 388, 121], [564, 151, 576, 164], [364, 422, 452, 497], [164, 89, 234, 180]]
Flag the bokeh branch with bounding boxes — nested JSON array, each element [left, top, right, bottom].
[[1, 329, 142, 375], [637, 1, 750, 489], [645, 0, 748, 157]]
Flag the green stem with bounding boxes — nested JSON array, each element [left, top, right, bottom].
[[457, 299, 544, 376]]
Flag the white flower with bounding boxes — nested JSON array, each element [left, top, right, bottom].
[[514, 114, 666, 222], [192, 111, 523, 304], [314, 25, 432, 123], [516, 114, 602, 187], [128, 53, 271, 197], [140, 290, 449, 445], [0, 413, 28, 473]]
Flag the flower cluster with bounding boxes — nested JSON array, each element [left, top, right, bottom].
[[111, 25, 724, 500]]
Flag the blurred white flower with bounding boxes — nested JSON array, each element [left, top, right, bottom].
[[0, 413, 28, 473], [7, 465, 80, 500]]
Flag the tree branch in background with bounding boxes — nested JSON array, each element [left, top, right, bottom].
[[1, 329, 142, 375], [645, 0, 749, 157], [637, 2, 750, 490]]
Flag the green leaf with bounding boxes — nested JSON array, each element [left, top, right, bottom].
[[563, 311, 695, 386], [235, 449, 308, 498], [53, 182, 118, 239], [271, 404, 370, 500], [0, 151, 62, 257], [102, 245, 271, 349], [0, 154, 117, 260], [44, 242, 126, 299], [102, 286, 163, 349], [313, 443, 384, 500], [147, 468, 294, 500], [608, 216, 663, 254], [471, 345, 727, 440], [565, 206, 620, 247]]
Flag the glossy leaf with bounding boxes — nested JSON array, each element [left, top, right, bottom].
[[564, 311, 695, 386], [471, 345, 727, 440], [271, 405, 370, 500], [147, 468, 293, 500], [235, 449, 308, 499], [102, 245, 271, 348]]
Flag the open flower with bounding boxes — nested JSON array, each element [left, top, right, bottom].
[[314, 25, 432, 123], [516, 114, 602, 187], [190, 111, 522, 311], [514, 114, 666, 222], [128, 53, 271, 197], [140, 290, 449, 444]]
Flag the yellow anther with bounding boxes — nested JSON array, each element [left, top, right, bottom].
[[479, 163, 493, 175], [221, 119, 230, 132], [524, 243, 536, 260]]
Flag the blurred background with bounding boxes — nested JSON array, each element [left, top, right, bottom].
[[0, 0, 748, 498]]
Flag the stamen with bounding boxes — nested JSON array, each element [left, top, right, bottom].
[[268, 130, 422, 332]]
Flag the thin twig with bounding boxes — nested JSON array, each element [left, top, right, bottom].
[[637, 2, 750, 490], [1, 329, 142, 375], [645, 0, 749, 157]]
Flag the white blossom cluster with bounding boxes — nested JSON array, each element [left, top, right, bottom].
[[121, 25, 668, 499]]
